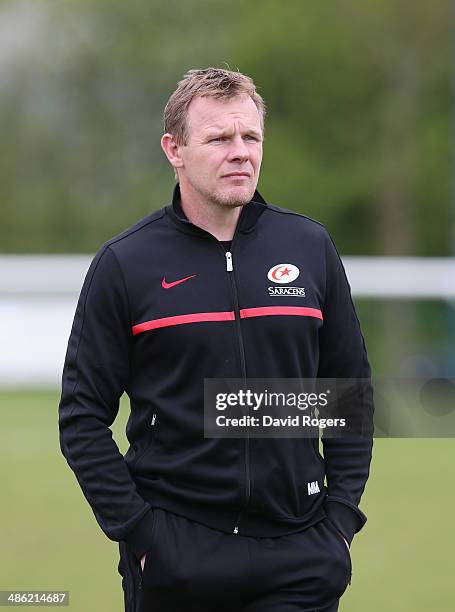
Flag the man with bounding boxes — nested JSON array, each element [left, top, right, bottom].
[[59, 68, 373, 612]]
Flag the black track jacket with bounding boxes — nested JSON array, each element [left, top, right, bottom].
[[58, 185, 373, 559]]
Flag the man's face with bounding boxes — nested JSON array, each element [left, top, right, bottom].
[[177, 95, 263, 208]]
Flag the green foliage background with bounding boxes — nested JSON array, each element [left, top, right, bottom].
[[1, 0, 452, 256]]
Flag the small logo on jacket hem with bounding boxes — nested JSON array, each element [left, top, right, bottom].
[[307, 481, 320, 495]]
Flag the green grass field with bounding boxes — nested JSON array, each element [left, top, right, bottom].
[[1, 389, 454, 611]]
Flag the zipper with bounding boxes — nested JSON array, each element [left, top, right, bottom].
[[170, 204, 253, 536], [223, 245, 251, 535]]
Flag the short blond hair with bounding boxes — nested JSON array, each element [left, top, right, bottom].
[[164, 67, 266, 145]]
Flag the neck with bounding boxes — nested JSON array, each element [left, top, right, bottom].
[[178, 182, 243, 241]]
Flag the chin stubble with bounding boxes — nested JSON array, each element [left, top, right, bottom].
[[208, 186, 255, 209]]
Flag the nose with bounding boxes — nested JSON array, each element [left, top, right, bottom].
[[227, 134, 249, 162]]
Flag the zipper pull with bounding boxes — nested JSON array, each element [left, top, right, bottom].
[[233, 525, 239, 534], [151, 413, 156, 426], [226, 251, 233, 272]]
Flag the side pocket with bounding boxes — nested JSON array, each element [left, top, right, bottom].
[[119, 541, 139, 612], [324, 516, 352, 584], [137, 508, 159, 589]]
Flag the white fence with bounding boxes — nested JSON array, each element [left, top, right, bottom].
[[1, 255, 455, 387]]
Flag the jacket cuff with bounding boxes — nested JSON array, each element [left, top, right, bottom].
[[124, 508, 156, 558], [324, 496, 367, 545]]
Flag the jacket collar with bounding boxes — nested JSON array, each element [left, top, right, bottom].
[[166, 183, 267, 236]]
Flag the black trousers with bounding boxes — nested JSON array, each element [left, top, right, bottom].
[[118, 508, 351, 612]]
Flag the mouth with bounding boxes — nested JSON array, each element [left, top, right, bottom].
[[222, 172, 251, 179]]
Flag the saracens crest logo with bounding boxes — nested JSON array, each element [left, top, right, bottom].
[[267, 263, 306, 297], [267, 263, 300, 284]]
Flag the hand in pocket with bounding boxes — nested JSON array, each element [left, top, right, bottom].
[[140, 553, 146, 572]]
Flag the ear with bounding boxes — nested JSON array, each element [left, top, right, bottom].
[[161, 133, 184, 170]]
